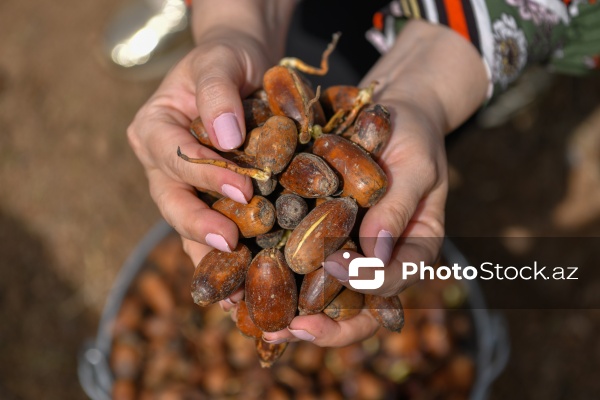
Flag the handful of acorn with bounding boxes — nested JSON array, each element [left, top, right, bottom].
[[179, 34, 403, 367]]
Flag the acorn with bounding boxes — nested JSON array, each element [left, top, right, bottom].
[[323, 288, 364, 322], [279, 153, 339, 198], [255, 339, 288, 369], [255, 115, 298, 175], [189, 117, 213, 148], [235, 300, 263, 339], [212, 196, 276, 238], [285, 197, 358, 274], [245, 248, 298, 332], [312, 134, 387, 207], [255, 229, 286, 249], [190, 244, 252, 307], [136, 271, 175, 316], [276, 193, 308, 229], [263, 65, 325, 144], [320, 85, 360, 117], [365, 295, 405, 332], [243, 98, 273, 131], [343, 103, 391, 157], [298, 266, 344, 315]]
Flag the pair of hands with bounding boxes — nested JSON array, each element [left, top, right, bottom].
[[127, 13, 488, 347]]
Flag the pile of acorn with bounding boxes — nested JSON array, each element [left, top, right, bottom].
[[109, 232, 476, 400], [178, 33, 405, 367]]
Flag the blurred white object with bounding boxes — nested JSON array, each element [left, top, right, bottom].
[[103, 0, 193, 80]]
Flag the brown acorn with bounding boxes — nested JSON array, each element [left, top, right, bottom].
[[245, 248, 298, 332], [323, 288, 364, 321], [284, 197, 358, 274], [235, 300, 263, 339], [243, 98, 273, 131], [320, 85, 360, 117], [343, 103, 391, 157], [112, 379, 137, 400], [253, 176, 278, 196], [111, 336, 143, 380], [279, 153, 339, 198], [255, 229, 286, 249], [136, 271, 175, 316], [263, 66, 325, 144], [189, 117, 213, 148], [243, 126, 261, 156], [255, 115, 298, 175], [212, 195, 276, 238], [190, 244, 252, 307], [298, 267, 343, 315], [312, 134, 387, 207], [365, 295, 405, 332], [262, 33, 340, 144], [255, 338, 288, 368], [321, 81, 377, 134], [112, 296, 143, 336], [276, 193, 308, 229]]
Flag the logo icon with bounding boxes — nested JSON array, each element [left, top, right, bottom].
[[346, 252, 385, 290]]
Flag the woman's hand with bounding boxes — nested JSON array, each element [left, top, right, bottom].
[[253, 20, 490, 347], [127, 0, 296, 265]]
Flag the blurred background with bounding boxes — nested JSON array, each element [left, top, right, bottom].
[[1, 0, 599, 399]]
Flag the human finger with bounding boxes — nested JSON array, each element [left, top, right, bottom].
[[262, 310, 380, 348], [148, 169, 241, 252], [190, 45, 263, 151]]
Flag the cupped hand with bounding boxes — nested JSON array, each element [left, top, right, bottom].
[[257, 97, 448, 347], [127, 32, 277, 265]]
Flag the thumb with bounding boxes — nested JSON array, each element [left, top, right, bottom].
[[324, 156, 447, 296], [191, 46, 262, 151]]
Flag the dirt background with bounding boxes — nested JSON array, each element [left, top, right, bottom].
[[0, 0, 599, 399]]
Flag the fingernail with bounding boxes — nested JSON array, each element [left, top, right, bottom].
[[213, 113, 243, 150], [374, 230, 394, 264], [288, 329, 315, 342], [205, 233, 231, 252], [323, 261, 348, 282], [221, 184, 248, 204], [262, 337, 288, 344], [229, 290, 244, 303], [224, 298, 235, 305]]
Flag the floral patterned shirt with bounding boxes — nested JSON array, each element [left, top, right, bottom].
[[366, 0, 600, 98]]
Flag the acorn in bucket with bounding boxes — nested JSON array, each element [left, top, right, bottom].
[[106, 232, 479, 399], [178, 33, 403, 367]]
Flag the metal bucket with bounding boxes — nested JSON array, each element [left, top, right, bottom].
[[78, 219, 510, 400]]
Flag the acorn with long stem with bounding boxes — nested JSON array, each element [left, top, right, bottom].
[[177, 147, 271, 182]]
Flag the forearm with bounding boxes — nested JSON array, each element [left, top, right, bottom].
[[191, 0, 297, 62], [364, 20, 489, 137]]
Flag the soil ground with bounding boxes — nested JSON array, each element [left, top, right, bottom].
[[0, 1, 599, 399]]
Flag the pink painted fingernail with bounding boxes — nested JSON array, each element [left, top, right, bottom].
[[213, 113, 243, 150], [205, 233, 231, 252], [262, 337, 288, 344], [374, 230, 394, 264], [323, 261, 349, 282], [221, 184, 248, 204], [288, 329, 315, 342]]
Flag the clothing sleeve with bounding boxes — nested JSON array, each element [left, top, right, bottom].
[[366, 0, 600, 98]]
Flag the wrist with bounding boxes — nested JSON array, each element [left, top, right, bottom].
[[363, 20, 489, 135], [191, 0, 297, 61]]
